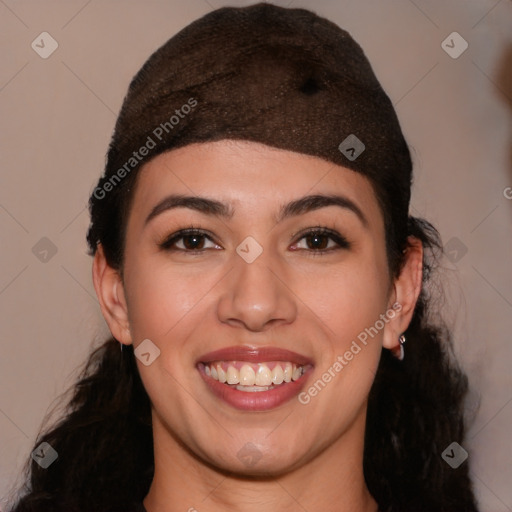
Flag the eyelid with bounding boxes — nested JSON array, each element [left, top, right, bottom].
[[158, 225, 351, 252], [158, 226, 219, 251], [290, 226, 351, 251]]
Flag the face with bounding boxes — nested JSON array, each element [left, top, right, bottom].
[[96, 140, 419, 476]]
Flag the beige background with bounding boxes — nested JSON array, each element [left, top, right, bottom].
[[1, 0, 511, 510]]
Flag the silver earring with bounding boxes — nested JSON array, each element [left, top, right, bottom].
[[398, 334, 406, 361]]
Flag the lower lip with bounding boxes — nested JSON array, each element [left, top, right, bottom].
[[197, 363, 313, 411]]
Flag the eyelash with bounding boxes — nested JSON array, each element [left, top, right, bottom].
[[158, 225, 351, 255]]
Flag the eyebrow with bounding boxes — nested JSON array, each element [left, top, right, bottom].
[[144, 193, 369, 228]]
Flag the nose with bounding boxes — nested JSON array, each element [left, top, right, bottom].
[[216, 248, 297, 332]]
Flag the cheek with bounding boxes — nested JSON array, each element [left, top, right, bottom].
[[122, 258, 217, 427], [304, 252, 390, 402], [123, 255, 216, 341], [300, 255, 390, 345]]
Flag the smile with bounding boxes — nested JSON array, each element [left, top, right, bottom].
[[197, 346, 314, 411], [204, 360, 306, 390]]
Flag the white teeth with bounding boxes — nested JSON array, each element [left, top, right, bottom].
[[217, 364, 227, 383], [292, 366, 303, 381], [283, 363, 292, 383], [236, 385, 271, 392], [255, 365, 272, 386], [204, 361, 307, 389], [272, 365, 284, 385], [239, 364, 256, 386], [226, 366, 239, 385]]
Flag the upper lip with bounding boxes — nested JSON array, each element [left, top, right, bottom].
[[197, 346, 313, 366]]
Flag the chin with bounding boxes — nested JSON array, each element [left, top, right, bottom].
[[202, 442, 310, 478]]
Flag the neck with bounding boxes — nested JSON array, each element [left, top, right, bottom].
[[143, 408, 378, 512]]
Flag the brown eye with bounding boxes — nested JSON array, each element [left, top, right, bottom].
[[159, 229, 220, 252], [304, 232, 330, 250], [180, 233, 206, 250], [291, 228, 351, 254]]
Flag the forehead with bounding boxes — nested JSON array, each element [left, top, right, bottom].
[[128, 140, 384, 231]]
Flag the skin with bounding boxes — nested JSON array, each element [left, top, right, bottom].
[[93, 140, 423, 512]]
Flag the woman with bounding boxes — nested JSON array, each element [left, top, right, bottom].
[[7, 3, 480, 511]]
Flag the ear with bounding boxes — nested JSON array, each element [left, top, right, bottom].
[[92, 244, 132, 345], [382, 236, 423, 355]]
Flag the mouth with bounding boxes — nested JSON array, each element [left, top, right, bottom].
[[197, 346, 314, 411]]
